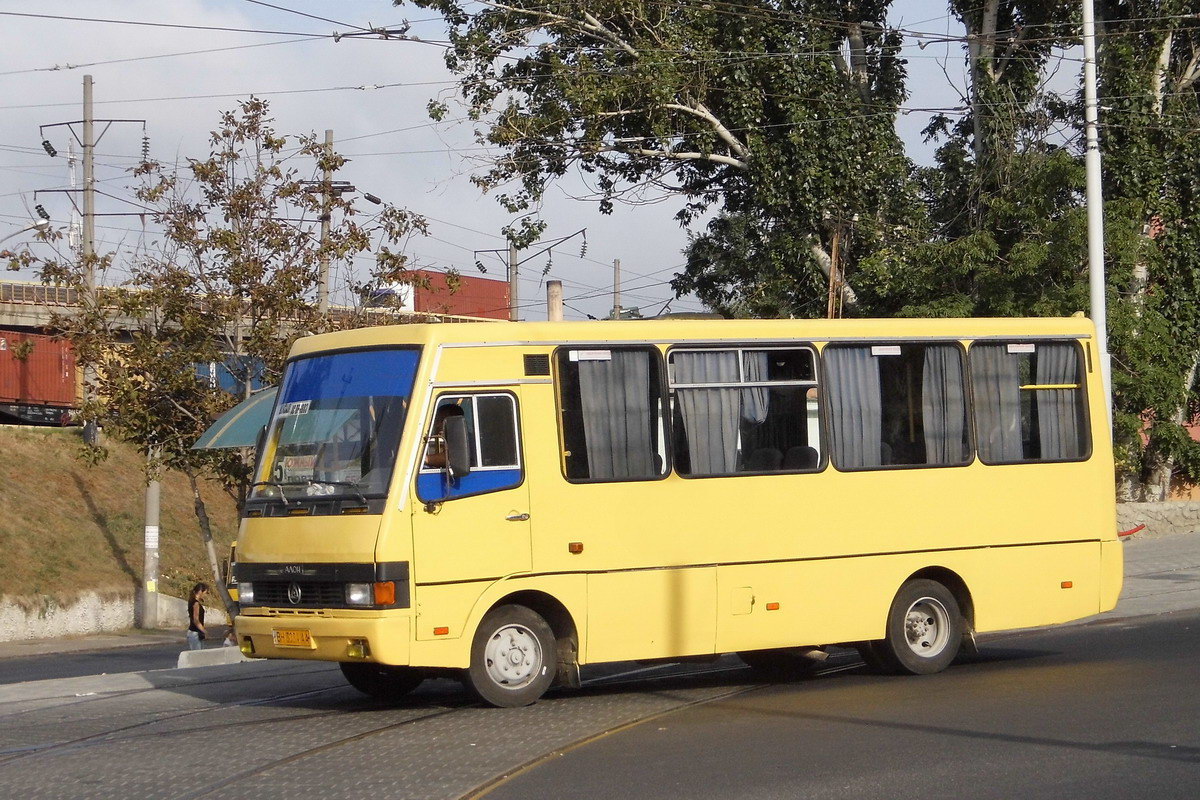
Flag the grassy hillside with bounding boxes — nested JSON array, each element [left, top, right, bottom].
[[0, 425, 239, 604]]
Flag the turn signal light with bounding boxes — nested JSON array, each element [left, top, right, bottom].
[[373, 581, 396, 605], [765, 602, 780, 611], [568, 542, 584, 554], [1061, 581, 1073, 589]]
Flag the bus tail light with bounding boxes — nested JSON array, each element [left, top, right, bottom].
[[373, 581, 396, 605]]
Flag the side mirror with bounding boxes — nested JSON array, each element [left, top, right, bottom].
[[443, 415, 472, 479]]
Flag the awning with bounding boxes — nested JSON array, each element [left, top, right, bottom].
[[192, 386, 277, 449]]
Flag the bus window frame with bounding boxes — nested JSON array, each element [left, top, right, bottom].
[[415, 390, 525, 503], [665, 342, 827, 479], [820, 339, 977, 473], [968, 338, 1093, 467], [552, 344, 673, 485]]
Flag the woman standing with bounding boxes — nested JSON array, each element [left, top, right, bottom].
[[187, 583, 209, 650]]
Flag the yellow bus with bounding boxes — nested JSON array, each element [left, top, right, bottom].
[[234, 318, 1122, 706]]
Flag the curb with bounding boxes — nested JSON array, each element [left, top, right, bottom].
[[176, 647, 250, 669]]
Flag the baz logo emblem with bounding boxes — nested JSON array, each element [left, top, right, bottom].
[[287, 582, 303, 605]]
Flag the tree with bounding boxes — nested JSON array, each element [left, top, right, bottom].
[[403, 0, 918, 316], [1097, 1, 1200, 499], [36, 100, 428, 615]]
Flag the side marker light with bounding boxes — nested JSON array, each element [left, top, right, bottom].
[[765, 602, 780, 611], [568, 542, 584, 554], [1061, 581, 1073, 589], [433, 626, 449, 636]]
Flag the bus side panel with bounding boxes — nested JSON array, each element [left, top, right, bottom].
[[716, 561, 894, 652], [964, 541, 1104, 632], [715, 541, 1105, 653], [584, 567, 716, 663], [410, 573, 588, 669]]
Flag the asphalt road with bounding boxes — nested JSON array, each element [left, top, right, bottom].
[[0, 610, 1196, 800], [484, 610, 1200, 800]]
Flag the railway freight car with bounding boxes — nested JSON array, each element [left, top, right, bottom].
[[0, 331, 79, 425]]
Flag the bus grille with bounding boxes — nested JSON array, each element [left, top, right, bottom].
[[252, 581, 344, 607]]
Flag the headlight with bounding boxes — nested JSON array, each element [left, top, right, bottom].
[[345, 583, 373, 606], [239, 582, 254, 603]]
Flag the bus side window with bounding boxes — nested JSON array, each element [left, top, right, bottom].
[[825, 343, 971, 470], [970, 341, 1090, 463], [556, 348, 667, 482], [669, 346, 821, 476]]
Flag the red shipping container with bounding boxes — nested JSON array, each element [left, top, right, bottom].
[[412, 270, 510, 320], [0, 331, 78, 406]]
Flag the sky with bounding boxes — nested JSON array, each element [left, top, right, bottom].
[[0, 1, 1067, 321]]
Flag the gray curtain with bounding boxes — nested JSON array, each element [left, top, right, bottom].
[[1036, 343, 1083, 460], [826, 347, 882, 468], [921, 345, 967, 464], [673, 351, 740, 474], [741, 351, 770, 425], [578, 351, 655, 479], [973, 345, 1023, 462]]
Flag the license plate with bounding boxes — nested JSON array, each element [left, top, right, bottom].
[[272, 628, 313, 648]]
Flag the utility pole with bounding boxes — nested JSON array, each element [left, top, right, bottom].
[[612, 258, 621, 320], [39, 76, 143, 446], [547, 280, 563, 321], [142, 450, 160, 629], [508, 242, 519, 322], [317, 128, 333, 315], [1082, 0, 1112, 428], [82, 75, 95, 294], [475, 228, 585, 322]]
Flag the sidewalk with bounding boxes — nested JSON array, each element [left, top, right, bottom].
[[1110, 531, 1200, 619]]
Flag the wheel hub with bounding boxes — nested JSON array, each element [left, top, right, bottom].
[[484, 624, 542, 688], [903, 597, 950, 658]]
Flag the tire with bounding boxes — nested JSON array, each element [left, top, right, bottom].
[[465, 604, 556, 708], [340, 662, 425, 700], [738, 647, 826, 679], [878, 579, 963, 675]]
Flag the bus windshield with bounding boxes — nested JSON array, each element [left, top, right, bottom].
[[252, 348, 420, 504]]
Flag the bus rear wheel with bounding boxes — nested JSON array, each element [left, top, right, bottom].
[[465, 604, 556, 708], [879, 579, 963, 675], [340, 662, 425, 700]]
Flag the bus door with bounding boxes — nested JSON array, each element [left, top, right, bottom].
[[410, 389, 531, 622]]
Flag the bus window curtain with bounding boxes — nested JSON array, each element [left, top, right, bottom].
[[973, 345, 1023, 462], [578, 351, 655, 479], [741, 351, 770, 425], [826, 347, 882, 468], [1036, 343, 1083, 460], [673, 350, 740, 474], [921, 345, 968, 464]]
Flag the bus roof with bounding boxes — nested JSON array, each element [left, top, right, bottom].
[[289, 316, 1096, 359]]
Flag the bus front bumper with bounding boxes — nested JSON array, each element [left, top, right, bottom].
[[234, 611, 411, 665]]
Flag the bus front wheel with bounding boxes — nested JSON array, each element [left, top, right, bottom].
[[465, 604, 557, 708], [340, 662, 425, 700], [879, 579, 963, 675]]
